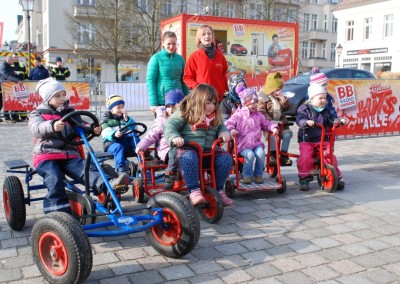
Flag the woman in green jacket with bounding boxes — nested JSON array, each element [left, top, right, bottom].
[[146, 31, 189, 115]]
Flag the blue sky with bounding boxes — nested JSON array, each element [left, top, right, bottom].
[[0, 0, 23, 44]]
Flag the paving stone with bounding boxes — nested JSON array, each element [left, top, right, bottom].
[[330, 233, 363, 244], [109, 259, 143, 275], [86, 265, 115, 282], [270, 257, 305, 272], [383, 262, 400, 276], [275, 271, 314, 284], [338, 243, 373, 256], [302, 265, 341, 281], [92, 252, 120, 266], [21, 264, 42, 278], [0, 268, 22, 282], [1, 236, 29, 248], [158, 264, 195, 280], [128, 270, 164, 284], [115, 247, 147, 260], [218, 268, 253, 284], [241, 250, 274, 265], [245, 263, 282, 279], [328, 259, 365, 275], [317, 247, 353, 261], [191, 246, 224, 260], [363, 267, 399, 283], [310, 237, 341, 249], [216, 255, 248, 268], [136, 255, 170, 270], [99, 275, 131, 284], [239, 238, 274, 251]]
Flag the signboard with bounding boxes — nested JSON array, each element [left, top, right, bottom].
[[329, 79, 400, 137], [2, 81, 91, 111]]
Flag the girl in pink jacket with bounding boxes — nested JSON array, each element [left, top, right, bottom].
[[136, 89, 185, 189], [225, 88, 279, 184]]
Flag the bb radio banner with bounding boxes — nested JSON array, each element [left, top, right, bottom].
[[2, 81, 91, 111], [329, 79, 400, 137]]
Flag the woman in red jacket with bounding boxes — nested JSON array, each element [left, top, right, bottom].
[[183, 25, 228, 102]]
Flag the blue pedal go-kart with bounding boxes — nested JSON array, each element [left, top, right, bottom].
[[2, 111, 200, 284]]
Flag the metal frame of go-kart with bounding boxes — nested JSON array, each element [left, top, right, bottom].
[[2, 110, 200, 284]]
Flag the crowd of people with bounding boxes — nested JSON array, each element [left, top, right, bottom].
[[6, 24, 347, 216], [0, 54, 69, 123]]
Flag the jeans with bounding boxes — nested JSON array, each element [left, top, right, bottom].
[[36, 158, 109, 214], [178, 148, 232, 192], [240, 146, 265, 178], [270, 129, 293, 152], [107, 135, 139, 172]]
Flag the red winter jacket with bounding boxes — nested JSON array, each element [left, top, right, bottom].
[[183, 49, 228, 101]]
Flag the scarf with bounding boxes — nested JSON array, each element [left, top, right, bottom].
[[192, 112, 216, 131], [199, 43, 215, 60]]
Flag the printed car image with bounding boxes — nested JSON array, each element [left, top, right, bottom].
[[230, 44, 248, 56]]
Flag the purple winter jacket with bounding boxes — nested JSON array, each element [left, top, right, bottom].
[[136, 106, 170, 161], [225, 107, 278, 153]]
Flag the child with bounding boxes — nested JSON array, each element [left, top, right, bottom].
[[258, 72, 293, 165], [164, 83, 233, 206], [225, 88, 279, 184], [101, 95, 141, 175], [29, 78, 130, 214], [296, 84, 347, 191], [308, 67, 338, 118], [220, 71, 247, 121], [135, 89, 185, 189]]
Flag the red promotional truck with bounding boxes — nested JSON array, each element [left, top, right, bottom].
[[161, 14, 299, 91]]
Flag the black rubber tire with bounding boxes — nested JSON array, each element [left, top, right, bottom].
[[319, 164, 338, 193], [133, 178, 145, 203], [277, 177, 287, 194], [32, 212, 93, 284], [3, 176, 26, 231], [145, 192, 200, 258], [225, 180, 235, 198], [127, 161, 137, 177], [267, 164, 278, 178], [197, 187, 224, 224]]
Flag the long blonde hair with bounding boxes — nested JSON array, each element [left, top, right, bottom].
[[179, 84, 222, 126], [195, 25, 216, 48]]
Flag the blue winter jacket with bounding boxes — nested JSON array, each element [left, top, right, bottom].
[[29, 65, 50, 80]]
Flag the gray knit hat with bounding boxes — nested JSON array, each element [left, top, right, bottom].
[[36, 78, 66, 102]]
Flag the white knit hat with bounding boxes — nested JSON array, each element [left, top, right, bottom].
[[36, 78, 66, 102], [307, 84, 326, 101]]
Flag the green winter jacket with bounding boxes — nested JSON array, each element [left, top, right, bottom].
[[146, 48, 189, 107], [164, 111, 228, 151]]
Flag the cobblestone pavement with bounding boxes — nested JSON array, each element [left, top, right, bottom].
[[1, 112, 400, 284]]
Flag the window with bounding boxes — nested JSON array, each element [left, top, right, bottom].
[[303, 13, 310, 31], [346, 20, 354, 41], [77, 23, 95, 45], [310, 42, 316, 58], [331, 16, 337, 32], [139, 0, 152, 13], [323, 15, 327, 31], [76, 0, 95, 5], [255, 4, 266, 20], [321, 43, 326, 58], [162, 0, 172, 16], [330, 43, 336, 61], [384, 14, 393, 37], [364, 17, 373, 40], [227, 3, 234, 18], [302, 42, 308, 59], [311, 14, 318, 30], [287, 10, 296, 22]]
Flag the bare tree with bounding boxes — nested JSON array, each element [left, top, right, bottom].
[[242, 0, 301, 22]]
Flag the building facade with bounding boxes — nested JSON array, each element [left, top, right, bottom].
[[15, 0, 343, 82], [334, 0, 400, 75]]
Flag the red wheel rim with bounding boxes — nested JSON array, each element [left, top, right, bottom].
[[38, 231, 68, 276], [3, 189, 10, 219], [97, 193, 107, 205], [202, 190, 218, 218], [267, 165, 275, 175], [134, 181, 140, 199], [322, 169, 335, 189], [151, 208, 181, 246]]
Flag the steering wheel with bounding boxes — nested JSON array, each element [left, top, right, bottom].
[[118, 122, 147, 137], [57, 111, 100, 146]]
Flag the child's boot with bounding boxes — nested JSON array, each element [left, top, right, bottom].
[[242, 177, 252, 184], [189, 189, 206, 205], [109, 173, 130, 194], [280, 152, 293, 166], [164, 171, 177, 190], [219, 190, 233, 206], [270, 151, 277, 164], [255, 176, 264, 184], [299, 178, 310, 191]]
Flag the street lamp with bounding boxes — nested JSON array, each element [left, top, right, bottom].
[[19, 0, 35, 72], [335, 43, 343, 68]]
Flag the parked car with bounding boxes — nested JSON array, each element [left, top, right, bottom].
[[283, 68, 376, 117], [230, 44, 248, 56]]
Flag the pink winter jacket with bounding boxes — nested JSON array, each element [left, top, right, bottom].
[[225, 107, 278, 153], [136, 107, 170, 161]]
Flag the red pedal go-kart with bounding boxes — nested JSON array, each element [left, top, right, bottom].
[[134, 138, 225, 223], [2, 111, 200, 283], [225, 132, 287, 198]]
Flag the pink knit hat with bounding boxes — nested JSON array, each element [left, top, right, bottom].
[[310, 72, 328, 85]]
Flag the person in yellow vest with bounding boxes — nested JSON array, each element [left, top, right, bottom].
[[12, 53, 29, 121], [51, 57, 70, 81]]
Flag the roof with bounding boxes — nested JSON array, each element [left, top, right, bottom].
[[334, 0, 391, 11]]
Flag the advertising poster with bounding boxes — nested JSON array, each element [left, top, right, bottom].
[[2, 81, 91, 111], [161, 14, 298, 92], [329, 79, 400, 137]]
